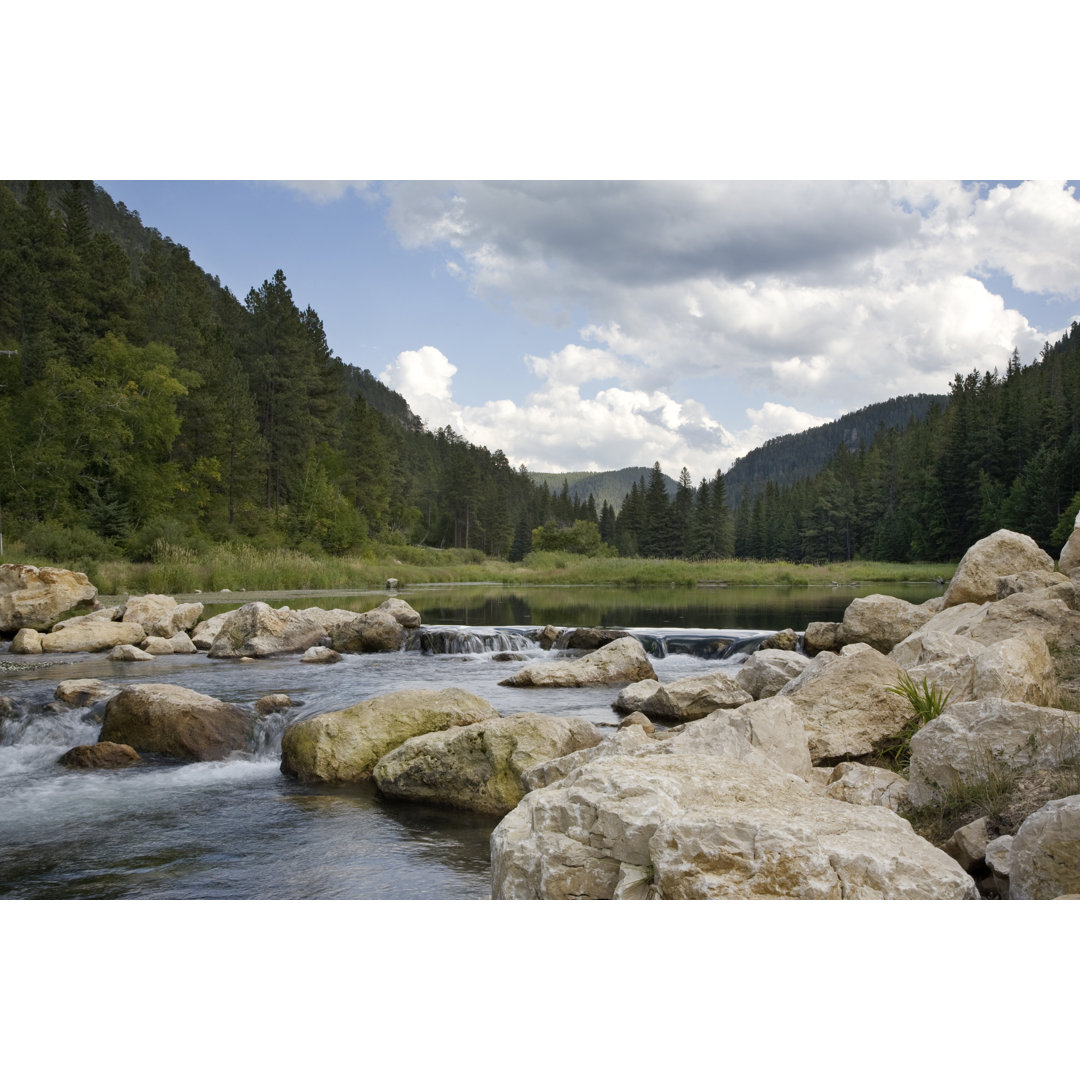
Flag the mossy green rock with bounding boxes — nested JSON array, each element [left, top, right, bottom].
[[373, 712, 603, 814], [279, 687, 500, 783]]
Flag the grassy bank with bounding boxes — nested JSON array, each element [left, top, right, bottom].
[[5, 538, 956, 595]]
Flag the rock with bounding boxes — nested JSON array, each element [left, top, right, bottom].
[[372, 712, 603, 814], [108, 644, 155, 661], [961, 591, 1080, 648], [121, 594, 204, 637], [191, 612, 232, 650], [559, 627, 630, 650], [536, 625, 560, 650], [985, 834, 1013, 898], [499, 636, 656, 688], [328, 609, 404, 653], [803, 620, 845, 657], [970, 630, 1056, 705], [141, 635, 175, 655], [385, 577, 399, 590], [300, 646, 342, 663], [9, 628, 43, 654], [778, 642, 911, 763], [1059, 511, 1080, 575], [100, 684, 254, 762], [51, 607, 122, 631], [57, 742, 141, 769], [614, 679, 662, 714], [996, 570, 1071, 599], [0, 563, 98, 632], [823, 761, 909, 812], [907, 699, 1080, 807], [208, 602, 328, 659], [280, 687, 499, 783], [840, 594, 935, 654], [491, 754, 978, 899], [759, 628, 799, 651], [255, 693, 294, 716], [736, 648, 812, 699], [722, 697, 813, 779], [55, 679, 118, 707], [521, 726, 655, 790], [168, 631, 198, 655], [941, 816, 989, 873], [492, 652, 526, 662], [39, 621, 147, 653], [617, 711, 655, 734], [614, 671, 751, 722], [943, 529, 1054, 608], [1009, 795, 1080, 900], [374, 597, 421, 629], [612, 864, 654, 900], [889, 629, 987, 702]]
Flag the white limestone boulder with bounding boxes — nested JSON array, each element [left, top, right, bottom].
[[499, 636, 656, 688], [40, 621, 147, 653], [723, 696, 814, 779], [1009, 795, 1080, 900], [840, 593, 935, 654], [613, 671, 751, 721], [823, 761, 909, 812], [121, 594, 204, 637], [208, 602, 329, 659], [970, 630, 1056, 705], [735, 648, 812, 700], [0, 563, 98, 632], [943, 529, 1053, 608]]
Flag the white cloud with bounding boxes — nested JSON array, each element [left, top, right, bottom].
[[275, 181, 372, 204], [380, 346, 458, 426]]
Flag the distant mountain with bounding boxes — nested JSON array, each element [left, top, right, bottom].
[[530, 466, 679, 510], [724, 394, 946, 506]]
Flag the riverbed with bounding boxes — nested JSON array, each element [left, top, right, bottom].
[[0, 582, 941, 900]]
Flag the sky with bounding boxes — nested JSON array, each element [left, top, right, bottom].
[[97, 178, 1080, 481]]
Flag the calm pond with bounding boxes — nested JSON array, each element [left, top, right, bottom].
[[0, 581, 941, 900]]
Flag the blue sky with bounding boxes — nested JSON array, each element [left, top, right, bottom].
[[96, 180, 1080, 481]]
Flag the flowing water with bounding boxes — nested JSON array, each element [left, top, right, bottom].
[[0, 582, 941, 900]]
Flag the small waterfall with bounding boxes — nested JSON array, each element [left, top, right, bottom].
[[625, 629, 783, 660], [405, 626, 540, 655]]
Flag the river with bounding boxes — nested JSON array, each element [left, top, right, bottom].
[[0, 581, 941, 900]]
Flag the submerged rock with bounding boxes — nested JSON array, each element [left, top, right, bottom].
[[280, 687, 499, 783]]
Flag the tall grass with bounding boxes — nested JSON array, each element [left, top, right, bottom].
[[6, 535, 956, 596]]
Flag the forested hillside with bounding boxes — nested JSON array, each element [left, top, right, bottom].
[[531, 466, 679, 511], [724, 394, 945, 507], [0, 181, 566, 562]]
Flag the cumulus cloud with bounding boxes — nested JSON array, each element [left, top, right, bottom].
[[380, 346, 458, 425], [275, 181, 373, 204]]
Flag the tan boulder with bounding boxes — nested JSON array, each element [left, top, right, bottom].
[[108, 644, 155, 661], [491, 753, 977, 900], [890, 629, 986, 703], [57, 742, 141, 769], [141, 636, 175, 655], [100, 684, 254, 761], [941, 816, 989, 874], [522, 725, 656, 790], [759, 628, 799, 651], [971, 630, 1056, 705], [996, 570, 1071, 599], [823, 761, 909, 812], [40, 621, 147, 653], [840, 593, 935, 654], [255, 693, 295, 716], [778, 643, 911, 762], [373, 712, 602, 814], [0, 563, 98, 632], [803, 620, 845, 656], [723, 696, 814, 779], [121, 594, 203, 637], [9, 628, 43, 654], [613, 671, 751, 722], [943, 529, 1053, 608], [279, 687, 499, 783], [962, 591, 1080, 648], [907, 699, 1080, 807], [328, 608, 404, 653], [51, 607, 122, 631], [736, 648, 812, 699], [300, 646, 342, 663], [1009, 795, 1080, 900], [614, 679, 662, 714], [191, 612, 231, 650], [208, 602, 328, 658], [375, 597, 422, 629], [499, 636, 656, 688], [168, 631, 198, 655]]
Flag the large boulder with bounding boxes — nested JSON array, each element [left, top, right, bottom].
[[374, 598, 422, 629], [491, 754, 977, 900], [803, 620, 845, 657], [735, 648, 812, 700], [52, 606, 122, 631], [208, 602, 328, 658], [99, 684, 254, 762], [327, 608, 404, 653], [1009, 795, 1080, 899], [778, 643, 911, 763], [613, 671, 751, 722], [279, 687, 499, 783], [840, 594, 935, 654], [722, 697, 814, 779], [121, 594, 204, 637], [970, 630, 1056, 705], [0, 563, 98, 632], [55, 679, 119, 707], [823, 761, 909, 812], [1058, 510, 1080, 576], [907, 699, 1080, 807], [372, 712, 602, 814], [960, 591, 1080, 648], [9, 628, 43, 654], [39, 621, 147, 653], [499, 636, 656, 688], [943, 529, 1053, 608], [191, 611, 232, 650], [889, 629, 987, 702]]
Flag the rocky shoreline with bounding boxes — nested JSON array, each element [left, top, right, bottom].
[[3, 524, 1080, 899]]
